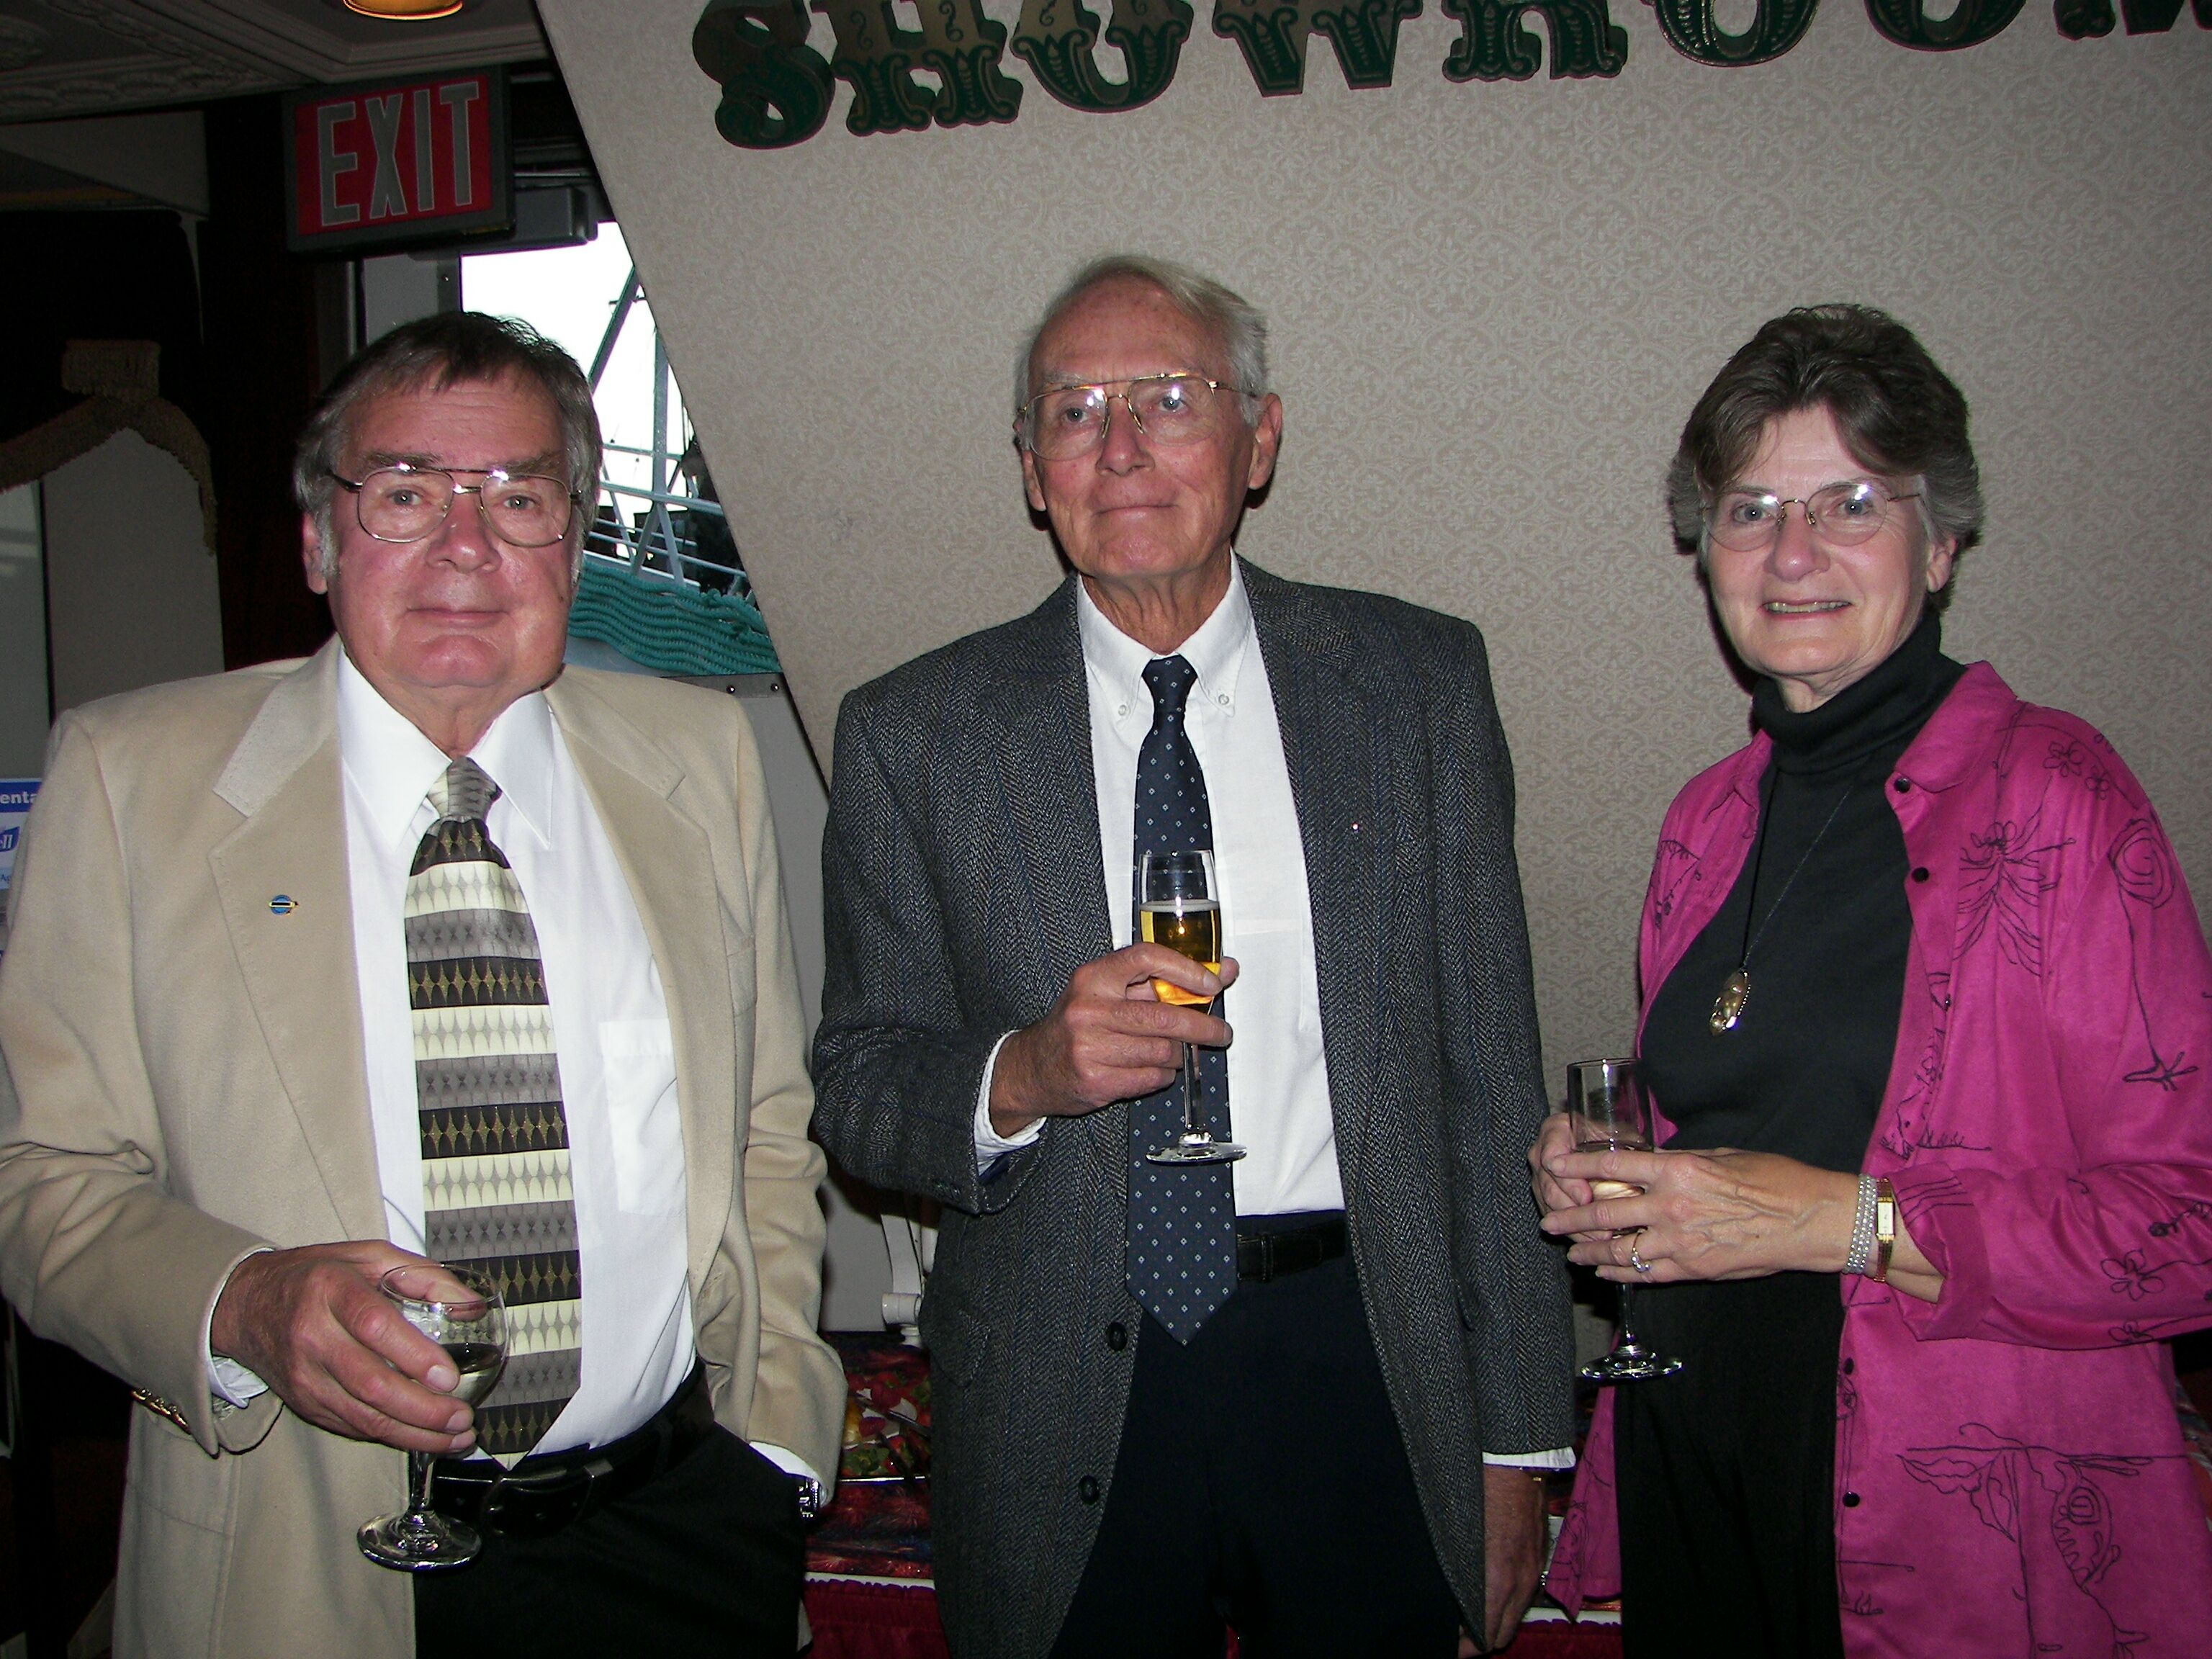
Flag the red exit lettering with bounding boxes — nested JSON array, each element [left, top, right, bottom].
[[289, 71, 506, 248]]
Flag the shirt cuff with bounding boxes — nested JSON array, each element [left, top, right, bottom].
[[204, 1247, 276, 1408], [1485, 1448, 1576, 1470], [753, 1442, 827, 1510], [973, 1032, 1043, 1170]]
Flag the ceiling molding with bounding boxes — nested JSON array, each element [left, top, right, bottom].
[[0, 59, 287, 124], [143, 0, 547, 79], [0, 0, 548, 122]]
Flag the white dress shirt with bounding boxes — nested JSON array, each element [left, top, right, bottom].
[[974, 567, 1571, 1469], [214, 655, 817, 1484], [334, 652, 691, 1455], [976, 565, 1341, 1214]]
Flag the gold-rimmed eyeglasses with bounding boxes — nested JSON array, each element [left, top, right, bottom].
[[329, 464, 582, 549], [1707, 480, 1923, 554], [1016, 372, 1249, 461]]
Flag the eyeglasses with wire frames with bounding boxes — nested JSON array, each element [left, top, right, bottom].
[[1016, 372, 1250, 461], [328, 464, 583, 549], [1706, 479, 1923, 554]]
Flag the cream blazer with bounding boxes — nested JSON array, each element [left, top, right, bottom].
[[0, 642, 843, 1658]]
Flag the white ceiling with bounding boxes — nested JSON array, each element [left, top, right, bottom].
[[0, 0, 550, 122]]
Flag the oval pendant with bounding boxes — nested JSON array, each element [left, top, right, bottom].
[[1710, 968, 1751, 1035]]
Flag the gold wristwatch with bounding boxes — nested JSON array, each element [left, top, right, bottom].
[[1868, 1178, 1897, 1284]]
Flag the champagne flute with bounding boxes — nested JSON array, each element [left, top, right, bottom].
[[1136, 849, 1244, 1165], [358, 1262, 508, 1571], [1566, 1058, 1683, 1384]]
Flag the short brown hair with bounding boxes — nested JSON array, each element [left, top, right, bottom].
[[293, 312, 601, 575], [1666, 305, 1983, 604]]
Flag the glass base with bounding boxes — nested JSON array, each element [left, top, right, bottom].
[[1580, 1345, 1684, 1385], [359, 1510, 483, 1572], [1145, 1135, 1247, 1166]]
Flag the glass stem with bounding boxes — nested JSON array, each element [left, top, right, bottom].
[[1181, 1042, 1202, 1136], [1616, 1282, 1640, 1352], [407, 1449, 438, 1521]]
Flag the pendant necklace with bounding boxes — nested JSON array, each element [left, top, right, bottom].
[[1710, 774, 1856, 1035]]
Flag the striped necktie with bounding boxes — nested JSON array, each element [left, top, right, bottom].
[[408, 757, 583, 1460]]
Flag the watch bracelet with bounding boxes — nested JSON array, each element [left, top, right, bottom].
[[1843, 1172, 1878, 1277]]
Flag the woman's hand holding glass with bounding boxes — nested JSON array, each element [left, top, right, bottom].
[[1537, 1142, 1943, 1299]]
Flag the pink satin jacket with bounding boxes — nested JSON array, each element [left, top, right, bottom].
[[1545, 663, 2212, 1658]]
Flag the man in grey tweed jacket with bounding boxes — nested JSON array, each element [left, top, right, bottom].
[[813, 258, 1573, 1658]]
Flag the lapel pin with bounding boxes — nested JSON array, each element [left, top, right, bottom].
[[269, 895, 299, 916]]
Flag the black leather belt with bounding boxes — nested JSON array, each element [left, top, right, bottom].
[[1236, 1215, 1347, 1282], [430, 1362, 714, 1539]]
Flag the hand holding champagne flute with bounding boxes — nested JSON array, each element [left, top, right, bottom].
[[1565, 1059, 1681, 1385], [1136, 850, 1244, 1165]]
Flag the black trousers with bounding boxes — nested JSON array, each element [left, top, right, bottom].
[[413, 1426, 804, 1659], [1614, 1274, 1848, 1659], [1048, 1244, 1460, 1659]]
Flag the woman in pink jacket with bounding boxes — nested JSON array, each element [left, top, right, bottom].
[[1535, 305, 2212, 1658]]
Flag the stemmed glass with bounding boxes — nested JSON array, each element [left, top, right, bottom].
[[1566, 1058, 1683, 1384], [1136, 850, 1244, 1166], [358, 1262, 508, 1571]]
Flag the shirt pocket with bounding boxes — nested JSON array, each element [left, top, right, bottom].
[[600, 1017, 683, 1215]]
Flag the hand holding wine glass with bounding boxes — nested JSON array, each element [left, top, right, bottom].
[[984, 947, 1236, 1138], [208, 1238, 487, 1451], [1137, 850, 1244, 1166], [1558, 1059, 1681, 1385], [359, 1263, 508, 1572]]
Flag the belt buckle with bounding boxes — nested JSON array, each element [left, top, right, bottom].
[[480, 1463, 595, 1538]]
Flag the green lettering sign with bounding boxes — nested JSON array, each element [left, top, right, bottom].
[[693, 0, 835, 149], [1647, 0, 1818, 63], [2061, 0, 2211, 31], [2118, 0, 2209, 28], [1014, 0, 1196, 111], [1865, 0, 2023, 48], [812, 0, 1025, 134], [1442, 0, 1628, 80], [1213, 0, 1426, 95]]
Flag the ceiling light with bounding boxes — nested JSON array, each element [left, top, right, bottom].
[[341, 0, 466, 18]]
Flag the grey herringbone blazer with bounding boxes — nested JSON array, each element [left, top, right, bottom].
[[813, 561, 1573, 1658]]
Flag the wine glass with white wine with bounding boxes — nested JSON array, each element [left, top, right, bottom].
[[1566, 1058, 1683, 1384], [358, 1262, 508, 1570], [1136, 849, 1244, 1165]]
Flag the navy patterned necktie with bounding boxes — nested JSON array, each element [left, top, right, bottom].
[[408, 757, 583, 1460], [1127, 657, 1237, 1341]]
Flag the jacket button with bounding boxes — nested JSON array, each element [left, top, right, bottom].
[[1892, 776, 1912, 793], [1911, 867, 1930, 883], [1105, 1322, 1128, 1352], [1843, 1491, 1861, 1507], [1841, 1357, 1855, 1375], [1078, 1475, 1101, 1504]]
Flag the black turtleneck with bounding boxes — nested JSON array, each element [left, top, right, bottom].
[[1640, 611, 1965, 1171], [1612, 614, 1966, 1656]]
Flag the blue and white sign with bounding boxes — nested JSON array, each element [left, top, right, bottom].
[[0, 779, 40, 891]]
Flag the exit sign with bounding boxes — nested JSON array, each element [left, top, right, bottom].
[[284, 69, 511, 253]]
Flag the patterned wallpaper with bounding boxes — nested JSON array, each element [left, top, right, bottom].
[[539, 0, 2209, 1082]]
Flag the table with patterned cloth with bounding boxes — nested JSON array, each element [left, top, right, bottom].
[[801, 1336, 1623, 1658]]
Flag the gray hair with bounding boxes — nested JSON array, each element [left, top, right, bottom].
[[293, 311, 601, 578], [1665, 304, 1984, 609], [1014, 254, 1271, 436]]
